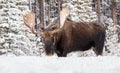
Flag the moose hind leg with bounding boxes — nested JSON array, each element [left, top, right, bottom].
[[93, 45, 103, 56], [93, 31, 105, 56], [94, 40, 105, 56]]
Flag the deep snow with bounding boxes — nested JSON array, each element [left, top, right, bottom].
[[0, 56, 120, 73]]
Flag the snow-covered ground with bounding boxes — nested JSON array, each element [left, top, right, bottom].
[[0, 56, 120, 73]]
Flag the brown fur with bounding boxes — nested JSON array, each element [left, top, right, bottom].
[[41, 19, 106, 57]]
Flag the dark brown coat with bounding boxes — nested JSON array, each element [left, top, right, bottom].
[[43, 19, 106, 57]]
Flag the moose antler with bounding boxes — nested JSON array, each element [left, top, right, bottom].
[[23, 11, 40, 34], [50, 7, 70, 34], [60, 7, 70, 28]]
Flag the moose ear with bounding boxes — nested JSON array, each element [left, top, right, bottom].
[[60, 7, 70, 28], [51, 22, 60, 30]]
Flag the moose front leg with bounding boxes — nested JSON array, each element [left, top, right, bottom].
[[56, 50, 67, 57], [62, 51, 67, 57]]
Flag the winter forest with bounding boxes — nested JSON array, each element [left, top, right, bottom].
[[0, 0, 120, 73]]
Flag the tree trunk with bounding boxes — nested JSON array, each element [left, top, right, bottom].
[[111, 0, 117, 25], [34, 0, 38, 33], [111, 0, 118, 34], [58, 0, 61, 24], [29, 0, 32, 10], [48, 1, 50, 25], [97, 0, 101, 24], [38, 0, 44, 29]]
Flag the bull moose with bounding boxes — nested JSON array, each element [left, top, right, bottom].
[[23, 7, 105, 57]]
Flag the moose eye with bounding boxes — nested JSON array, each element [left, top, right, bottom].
[[51, 26, 56, 30]]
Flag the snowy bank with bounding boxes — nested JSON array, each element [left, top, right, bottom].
[[0, 56, 120, 73]]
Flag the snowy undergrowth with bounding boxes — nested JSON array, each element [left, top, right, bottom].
[[7, 0, 37, 56], [102, 16, 120, 56]]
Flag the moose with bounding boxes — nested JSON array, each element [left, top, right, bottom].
[[23, 7, 105, 57]]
